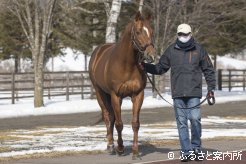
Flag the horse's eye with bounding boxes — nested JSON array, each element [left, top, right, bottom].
[[136, 31, 141, 35]]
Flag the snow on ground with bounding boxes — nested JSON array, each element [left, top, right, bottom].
[[46, 48, 90, 71], [0, 90, 246, 119], [217, 55, 246, 69], [0, 48, 89, 72]]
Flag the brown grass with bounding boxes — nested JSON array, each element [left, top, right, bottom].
[[224, 116, 246, 120], [0, 146, 12, 153], [204, 136, 246, 141], [143, 139, 179, 146], [25, 131, 63, 136], [143, 122, 176, 128], [35, 125, 79, 129], [0, 132, 30, 141]]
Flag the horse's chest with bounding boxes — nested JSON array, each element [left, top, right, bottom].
[[117, 79, 144, 97]]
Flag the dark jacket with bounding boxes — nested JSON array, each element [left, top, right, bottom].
[[143, 39, 216, 98]]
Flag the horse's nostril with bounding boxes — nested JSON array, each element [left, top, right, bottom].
[[146, 56, 154, 63]]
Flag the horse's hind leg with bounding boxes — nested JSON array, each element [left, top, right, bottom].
[[94, 87, 115, 154], [111, 93, 124, 155]]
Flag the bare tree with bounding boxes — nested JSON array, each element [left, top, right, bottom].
[[179, 0, 246, 68], [8, 0, 56, 107], [61, 0, 103, 14], [64, 0, 122, 44], [104, 0, 122, 43], [138, 0, 144, 13], [142, 0, 246, 93], [143, 0, 180, 95]]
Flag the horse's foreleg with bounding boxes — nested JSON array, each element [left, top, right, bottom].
[[131, 91, 144, 158], [95, 88, 115, 153], [111, 94, 124, 154]]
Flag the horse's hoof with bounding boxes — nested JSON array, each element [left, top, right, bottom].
[[132, 153, 142, 160], [115, 146, 125, 156], [107, 145, 115, 155]]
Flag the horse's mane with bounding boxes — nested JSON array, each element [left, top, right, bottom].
[[118, 21, 134, 42]]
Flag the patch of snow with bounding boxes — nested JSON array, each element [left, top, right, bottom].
[[0, 117, 245, 158]]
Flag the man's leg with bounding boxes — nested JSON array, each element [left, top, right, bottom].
[[187, 98, 203, 161], [173, 98, 192, 157], [187, 98, 201, 150]]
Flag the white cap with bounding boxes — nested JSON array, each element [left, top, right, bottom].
[[177, 24, 191, 34]]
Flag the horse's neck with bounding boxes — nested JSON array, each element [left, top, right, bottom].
[[115, 32, 137, 66]]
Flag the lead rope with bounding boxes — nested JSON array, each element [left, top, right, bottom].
[[145, 73, 215, 109]]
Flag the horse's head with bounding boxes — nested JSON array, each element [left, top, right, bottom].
[[131, 11, 156, 63]]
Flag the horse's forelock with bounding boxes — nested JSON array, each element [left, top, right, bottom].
[[120, 16, 152, 40]]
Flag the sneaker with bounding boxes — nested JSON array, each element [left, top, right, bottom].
[[193, 148, 204, 161]]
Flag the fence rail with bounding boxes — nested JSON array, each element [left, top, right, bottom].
[[1, 69, 245, 104], [0, 71, 160, 104], [0, 71, 94, 104], [217, 69, 246, 91]]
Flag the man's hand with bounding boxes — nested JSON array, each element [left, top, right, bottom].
[[207, 90, 215, 105], [207, 90, 214, 98], [138, 62, 145, 71]]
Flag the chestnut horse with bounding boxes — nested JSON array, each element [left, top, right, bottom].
[[89, 12, 156, 159]]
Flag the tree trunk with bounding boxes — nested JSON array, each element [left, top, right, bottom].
[[9, 0, 56, 107], [34, 67, 44, 107], [33, 43, 44, 107], [153, 0, 161, 98], [84, 55, 88, 71], [105, 0, 122, 43], [139, 0, 144, 13], [213, 55, 217, 70], [14, 55, 19, 73]]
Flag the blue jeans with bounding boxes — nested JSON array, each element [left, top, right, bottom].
[[173, 98, 201, 156]]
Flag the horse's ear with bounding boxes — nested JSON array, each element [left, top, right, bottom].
[[135, 11, 143, 22]]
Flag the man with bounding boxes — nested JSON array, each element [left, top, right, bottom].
[[142, 24, 216, 162]]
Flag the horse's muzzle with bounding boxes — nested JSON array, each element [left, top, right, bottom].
[[142, 43, 156, 63], [144, 54, 155, 63], [143, 50, 155, 63]]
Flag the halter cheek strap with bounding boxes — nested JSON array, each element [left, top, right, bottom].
[[131, 27, 154, 53]]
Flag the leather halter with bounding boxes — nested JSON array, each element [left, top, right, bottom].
[[131, 26, 154, 54]]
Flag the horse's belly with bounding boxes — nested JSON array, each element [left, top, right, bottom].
[[117, 80, 145, 97]]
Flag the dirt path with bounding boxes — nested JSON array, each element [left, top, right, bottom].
[[3, 140, 246, 164], [0, 101, 246, 130], [0, 101, 246, 163]]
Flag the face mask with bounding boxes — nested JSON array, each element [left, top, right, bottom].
[[178, 35, 191, 43]]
